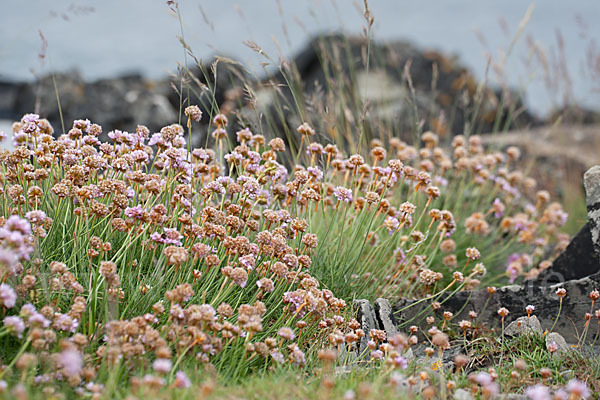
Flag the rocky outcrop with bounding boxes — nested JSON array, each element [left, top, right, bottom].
[[354, 272, 599, 346], [0, 34, 538, 140], [2, 72, 177, 135], [584, 166, 600, 256], [535, 165, 600, 282]]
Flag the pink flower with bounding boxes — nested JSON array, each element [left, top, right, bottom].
[[333, 186, 353, 203], [174, 370, 191, 388], [58, 349, 83, 377], [525, 384, 551, 400], [566, 379, 590, 399], [0, 284, 17, 308], [3, 316, 25, 337], [153, 358, 172, 374]]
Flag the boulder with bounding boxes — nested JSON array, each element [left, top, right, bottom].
[[504, 315, 543, 336], [584, 165, 600, 256], [545, 332, 570, 355], [535, 164, 600, 282]]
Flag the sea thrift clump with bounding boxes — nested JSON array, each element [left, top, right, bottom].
[[0, 109, 571, 396]]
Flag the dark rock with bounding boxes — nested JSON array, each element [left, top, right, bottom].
[[1, 34, 541, 143], [390, 273, 600, 343], [0, 81, 18, 119], [535, 223, 599, 283], [8, 72, 177, 134], [268, 34, 537, 143]]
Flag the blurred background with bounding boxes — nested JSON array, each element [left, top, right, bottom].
[[0, 1, 598, 116]]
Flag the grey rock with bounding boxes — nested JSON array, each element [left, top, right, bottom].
[[545, 332, 570, 355], [453, 388, 474, 400], [504, 315, 543, 336], [411, 343, 462, 367], [354, 299, 379, 359], [392, 273, 600, 343], [374, 298, 399, 338], [585, 165, 600, 257]]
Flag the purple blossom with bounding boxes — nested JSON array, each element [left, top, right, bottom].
[[0, 284, 17, 308], [124, 205, 145, 219], [28, 312, 50, 328], [239, 254, 255, 270], [53, 313, 79, 332], [20, 303, 36, 316], [206, 181, 225, 195], [151, 228, 183, 246], [148, 132, 165, 147], [224, 152, 243, 164], [152, 358, 172, 374], [474, 372, 493, 386], [0, 248, 18, 273], [25, 210, 47, 224], [4, 216, 32, 236], [492, 198, 505, 218], [371, 350, 383, 360], [393, 356, 408, 369], [21, 113, 40, 124], [307, 166, 323, 182], [566, 379, 590, 399], [333, 186, 353, 203], [58, 349, 83, 377], [3, 316, 25, 337], [239, 177, 260, 199], [270, 351, 284, 364], [73, 119, 91, 131], [174, 371, 191, 388], [525, 384, 551, 400]]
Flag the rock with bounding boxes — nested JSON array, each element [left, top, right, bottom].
[[536, 165, 600, 283], [545, 332, 570, 355], [0, 81, 18, 119], [7, 72, 179, 134], [374, 298, 399, 338], [271, 34, 536, 141], [354, 299, 379, 359], [584, 165, 600, 256], [453, 388, 474, 400], [390, 272, 600, 343], [504, 315, 543, 336], [535, 223, 600, 283]]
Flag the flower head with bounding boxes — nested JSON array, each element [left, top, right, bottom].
[[57, 349, 83, 377]]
